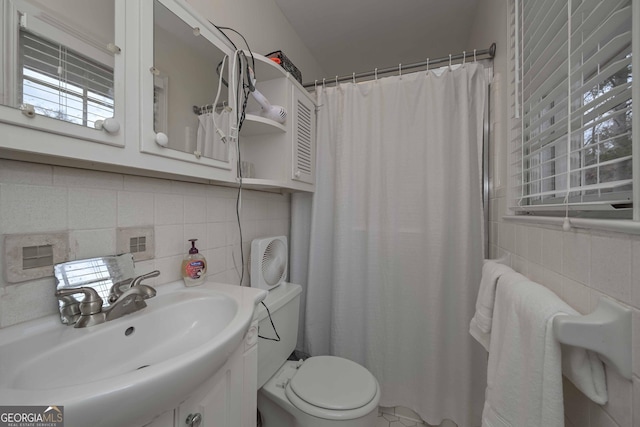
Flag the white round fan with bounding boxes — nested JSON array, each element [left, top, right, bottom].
[[251, 236, 288, 290]]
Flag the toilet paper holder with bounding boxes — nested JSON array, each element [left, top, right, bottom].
[[553, 298, 632, 379]]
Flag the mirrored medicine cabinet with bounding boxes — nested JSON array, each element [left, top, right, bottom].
[[139, 0, 236, 170], [0, 0, 125, 146], [0, 0, 316, 192]]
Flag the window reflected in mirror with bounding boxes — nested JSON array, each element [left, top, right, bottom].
[[20, 31, 114, 128], [1, 0, 116, 129]]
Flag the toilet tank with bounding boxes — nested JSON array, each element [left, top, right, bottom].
[[254, 282, 302, 389]]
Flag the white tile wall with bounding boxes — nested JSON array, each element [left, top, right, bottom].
[[590, 233, 632, 303], [490, 196, 640, 427], [0, 184, 68, 233], [562, 231, 591, 285], [0, 159, 291, 328]]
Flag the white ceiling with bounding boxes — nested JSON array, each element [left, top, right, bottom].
[[273, 0, 481, 82]]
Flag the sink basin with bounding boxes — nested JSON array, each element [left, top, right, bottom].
[[0, 281, 267, 427]]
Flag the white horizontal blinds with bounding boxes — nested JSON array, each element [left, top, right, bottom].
[[19, 29, 114, 128], [508, 0, 523, 208], [515, 0, 633, 210], [519, 0, 569, 206], [568, 0, 632, 206]]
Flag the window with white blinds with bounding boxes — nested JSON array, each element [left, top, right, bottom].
[[511, 0, 633, 215], [19, 29, 114, 128]]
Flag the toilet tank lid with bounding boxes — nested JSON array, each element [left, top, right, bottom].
[[288, 356, 378, 411], [254, 282, 302, 322]]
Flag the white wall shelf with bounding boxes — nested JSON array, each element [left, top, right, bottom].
[[241, 114, 286, 136], [244, 51, 287, 82]]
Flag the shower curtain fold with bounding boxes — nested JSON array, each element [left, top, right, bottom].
[[300, 64, 488, 427]]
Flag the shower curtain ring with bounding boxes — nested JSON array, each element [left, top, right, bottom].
[[352, 72, 356, 84], [449, 54, 452, 68], [463, 51, 466, 66], [426, 58, 429, 73], [474, 49, 477, 62], [315, 79, 318, 92], [375, 68, 378, 81], [322, 78, 326, 89], [399, 63, 402, 77], [336, 76, 339, 86]]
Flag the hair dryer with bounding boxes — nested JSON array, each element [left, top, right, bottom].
[[249, 69, 287, 124], [251, 87, 287, 124]]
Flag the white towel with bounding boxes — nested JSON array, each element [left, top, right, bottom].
[[210, 110, 230, 160], [196, 113, 213, 156], [561, 343, 608, 405], [481, 280, 607, 427], [196, 111, 230, 160], [470, 261, 526, 351]]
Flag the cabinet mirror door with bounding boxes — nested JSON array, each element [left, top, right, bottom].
[[0, 0, 124, 146], [141, 0, 235, 168]]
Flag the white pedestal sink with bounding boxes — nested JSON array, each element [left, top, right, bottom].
[[0, 281, 267, 427]]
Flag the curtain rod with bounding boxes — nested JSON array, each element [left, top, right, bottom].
[[302, 42, 496, 89]]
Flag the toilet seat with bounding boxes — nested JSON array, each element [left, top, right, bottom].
[[284, 356, 380, 421]]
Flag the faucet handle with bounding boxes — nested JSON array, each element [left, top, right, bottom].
[[55, 287, 103, 315], [108, 278, 133, 303], [56, 295, 81, 325], [131, 270, 160, 287], [109, 271, 160, 303]]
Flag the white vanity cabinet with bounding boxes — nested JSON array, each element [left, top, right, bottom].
[[238, 53, 317, 192], [141, 322, 258, 427]]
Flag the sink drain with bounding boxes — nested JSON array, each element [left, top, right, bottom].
[[136, 365, 150, 370], [125, 326, 135, 336]]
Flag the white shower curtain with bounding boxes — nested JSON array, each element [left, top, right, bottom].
[[303, 64, 488, 427]]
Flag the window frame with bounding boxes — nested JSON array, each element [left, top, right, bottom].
[[508, 0, 637, 220]]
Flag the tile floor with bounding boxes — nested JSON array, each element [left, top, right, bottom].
[[376, 411, 425, 427], [375, 407, 458, 427]]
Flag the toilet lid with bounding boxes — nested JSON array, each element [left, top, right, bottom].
[[288, 356, 378, 411]]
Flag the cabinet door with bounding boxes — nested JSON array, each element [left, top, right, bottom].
[[138, 0, 236, 181], [0, 0, 126, 149], [176, 355, 244, 427], [242, 323, 258, 427], [142, 410, 175, 427], [291, 85, 316, 186]]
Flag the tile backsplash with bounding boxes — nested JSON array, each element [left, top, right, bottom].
[[488, 195, 640, 427], [0, 159, 290, 328]]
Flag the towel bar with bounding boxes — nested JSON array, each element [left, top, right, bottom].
[[553, 298, 632, 379]]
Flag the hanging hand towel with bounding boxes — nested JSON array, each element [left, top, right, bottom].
[[561, 343, 608, 405], [209, 110, 230, 160], [470, 261, 527, 351], [197, 113, 213, 156], [481, 280, 607, 427]]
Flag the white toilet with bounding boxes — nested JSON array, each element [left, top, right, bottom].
[[255, 283, 380, 427]]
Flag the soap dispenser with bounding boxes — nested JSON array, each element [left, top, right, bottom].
[[182, 239, 207, 286]]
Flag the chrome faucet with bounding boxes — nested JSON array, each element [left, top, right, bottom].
[[108, 270, 160, 303], [55, 271, 159, 328], [105, 284, 156, 321], [55, 287, 105, 328]]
